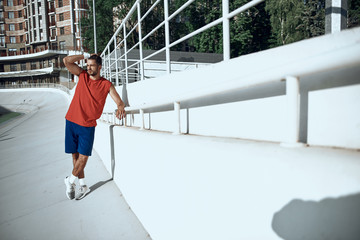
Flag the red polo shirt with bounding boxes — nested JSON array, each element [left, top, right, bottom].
[[66, 70, 112, 127]]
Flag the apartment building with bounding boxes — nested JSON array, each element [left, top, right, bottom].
[[0, 0, 88, 85]]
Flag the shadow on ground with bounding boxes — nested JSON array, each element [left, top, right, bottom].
[[87, 178, 113, 197], [272, 193, 360, 240]]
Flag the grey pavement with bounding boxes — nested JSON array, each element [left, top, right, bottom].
[[0, 90, 151, 240]]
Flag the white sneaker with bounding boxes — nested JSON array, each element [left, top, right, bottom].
[[64, 176, 76, 200], [75, 185, 90, 200]]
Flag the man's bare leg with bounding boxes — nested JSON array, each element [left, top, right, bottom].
[[72, 153, 85, 179], [71, 153, 90, 200]]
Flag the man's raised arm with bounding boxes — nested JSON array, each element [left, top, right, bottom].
[[63, 54, 87, 76]]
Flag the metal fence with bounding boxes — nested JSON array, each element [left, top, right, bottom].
[[100, 0, 265, 86]]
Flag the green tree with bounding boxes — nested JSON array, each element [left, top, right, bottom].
[[265, 0, 305, 46], [265, 0, 325, 47], [297, 0, 325, 38], [81, 0, 121, 53], [230, 0, 271, 58], [170, 0, 271, 57], [348, 0, 360, 28]]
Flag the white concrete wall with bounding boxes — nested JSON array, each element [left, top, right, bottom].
[[93, 121, 360, 240], [93, 28, 360, 239], [308, 84, 360, 149], [95, 73, 360, 240]]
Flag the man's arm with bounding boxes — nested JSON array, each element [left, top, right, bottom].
[[109, 84, 126, 120], [63, 54, 85, 76]]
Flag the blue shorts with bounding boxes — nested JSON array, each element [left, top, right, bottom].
[[65, 120, 95, 156]]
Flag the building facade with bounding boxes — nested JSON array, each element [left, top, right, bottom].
[[0, 0, 88, 85]]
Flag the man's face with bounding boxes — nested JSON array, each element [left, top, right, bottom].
[[87, 59, 101, 77]]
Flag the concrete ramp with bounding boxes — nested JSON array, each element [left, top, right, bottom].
[[0, 89, 151, 240]]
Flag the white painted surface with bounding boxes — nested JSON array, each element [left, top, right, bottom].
[[95, 28, 360, 239], [94, 121, 360, 240], [308, 84, 360, 149]]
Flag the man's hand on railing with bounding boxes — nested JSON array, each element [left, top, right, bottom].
[[115, 104, 126, 120]]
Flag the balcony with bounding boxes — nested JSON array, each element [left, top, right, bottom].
[[0, 48, 68, 62], [0, 66, 58, 79]]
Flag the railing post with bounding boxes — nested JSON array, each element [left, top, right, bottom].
[[222, 0, 230, 61], [174, 102, 181, 135], [281, 76, 305, 147], [108, 47, 112, 83], [140, 109, 145, 130], [137, 2, 145, 81], [164, 0, 171, 74], [114, 40, 119, 86], [123, 24, 129, 85]]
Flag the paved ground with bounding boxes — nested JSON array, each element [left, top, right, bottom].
[[0, 90, 151, 240]]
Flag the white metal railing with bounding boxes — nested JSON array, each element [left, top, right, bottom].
[[101, 0, 265, 86], [100, 0, 360, 147]]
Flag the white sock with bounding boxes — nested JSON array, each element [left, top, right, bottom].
[[69, 174, 77, 184], [79, 178, 86, 186]]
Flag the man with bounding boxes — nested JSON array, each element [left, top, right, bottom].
[[63, 53, 126, 200]]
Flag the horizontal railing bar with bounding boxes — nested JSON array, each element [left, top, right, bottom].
[[140, 0, 162, 22], [228, 0, 265, 19], [126, 22, 140, 39], [169, 18, 223, 48], [142, 21, 166, 42], [168, 0, 195, 21], [103, 0, 141, 56]]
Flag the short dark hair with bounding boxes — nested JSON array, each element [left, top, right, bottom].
[[88, 55, 102, 66]]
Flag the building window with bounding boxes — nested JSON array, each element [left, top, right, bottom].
[[10, 36, 16, 43], [7, 0, 13, 7], [60, 27, 64, 35], [21, 62, 26, 71], [19, 23, 23, 30], [9, 24, 15, 31], [20, 35, 23, 42], [50, 15, 55, 25], [51, 28, 56, 39], [8, 12, 14, 19], [0, 25, 4, 36], [58, 0, 63, 7], [10, 64, 17, 71], [18, 10, 22, 18], [0, 36, 5, 46], [59, 41, 65, 50], [59, 13, 64, 21], [31, 61, 36, 70]]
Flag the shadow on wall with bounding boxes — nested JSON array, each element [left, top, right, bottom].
[[272, 193, 360, 240], [0, 105, 12, 115]]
